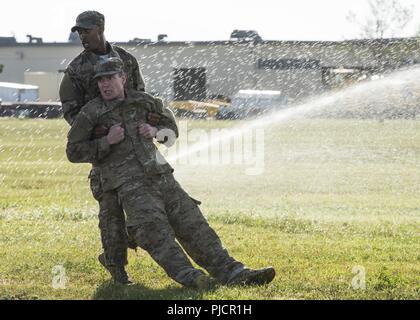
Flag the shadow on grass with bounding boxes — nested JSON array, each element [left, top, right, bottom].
[[92, 281, 209, 300]]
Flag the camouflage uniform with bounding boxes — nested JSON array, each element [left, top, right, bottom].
[[66, 89, 246, 287], [60, 42, 145, 124], [59, 42, 145, 267]]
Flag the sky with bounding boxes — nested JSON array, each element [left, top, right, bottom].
[[2, 0, 420, 43]]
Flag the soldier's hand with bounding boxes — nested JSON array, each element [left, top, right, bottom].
[[147, 112, 161, 126], [138, 123, 158, 139], [107, 123, 125, 145], [93, 125, 108, 139]]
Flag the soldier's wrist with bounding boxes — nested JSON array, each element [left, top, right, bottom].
[[101, 136, 112, 149]]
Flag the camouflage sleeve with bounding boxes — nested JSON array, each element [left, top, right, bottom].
[[59, 72, 84, 125], [154, 97, 179, 143], [66, 110, 111, 163], [131, 56, 146, 92]]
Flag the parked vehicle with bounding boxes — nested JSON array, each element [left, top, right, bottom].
[[216, 90, 288, 119], [0, 82, 39, 102], [170, 100, 221, 118]]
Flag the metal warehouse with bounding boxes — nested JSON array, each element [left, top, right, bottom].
[[1, 32, 420, 103]]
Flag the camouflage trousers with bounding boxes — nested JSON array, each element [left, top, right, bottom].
[[89, 167, 129, 267], [118, 173, 244, 287]]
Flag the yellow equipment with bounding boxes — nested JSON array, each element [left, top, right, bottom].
[[169, 100, 222, 118]]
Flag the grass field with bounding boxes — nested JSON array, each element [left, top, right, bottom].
[[0, 117, 419, 300]]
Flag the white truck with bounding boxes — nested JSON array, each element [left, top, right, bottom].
[[0, 82, 39, 102], [0, 82, 61, 118], [216, 89, 288, 119]]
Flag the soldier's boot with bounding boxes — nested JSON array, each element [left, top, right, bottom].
[[226, 266, 276, 286], [98, 253, 134, 285], [190, 274, 218, 291]]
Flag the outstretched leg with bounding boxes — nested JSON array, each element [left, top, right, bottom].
[[119, 179, 214, 289], [159, 173, 275, 286]]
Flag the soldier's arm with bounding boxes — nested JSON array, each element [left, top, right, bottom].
[[131, 57, 146, 92], [66, 109, 111, 163], [59, 72, 85, 125], [154, 97, 179, 143], [129, 57, 161, 125], [60, 72, 109, 139]]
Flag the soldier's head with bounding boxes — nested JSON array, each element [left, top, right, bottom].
[[71, 11, 105, 52], [94, 57, 127, 101]]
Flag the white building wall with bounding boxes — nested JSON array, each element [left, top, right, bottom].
[[24, 71, 63, 101], [130, 42, 258, 100], [0, 45, 80, 83], [1, 40, 420, 103]]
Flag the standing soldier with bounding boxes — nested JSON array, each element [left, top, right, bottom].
[[59, 11, 159, 284], [66, 58, 276, 289]]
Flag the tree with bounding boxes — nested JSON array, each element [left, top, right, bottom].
[[347, 0, 413, 39], [0, 64, 3, 74]]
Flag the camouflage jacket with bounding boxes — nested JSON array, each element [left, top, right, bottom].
[[59, 42, 145, 125], [66, 90, 178, 192]]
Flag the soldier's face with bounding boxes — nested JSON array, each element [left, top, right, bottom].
[[97, 73, 127, 101], [77, 26, 103, 51]]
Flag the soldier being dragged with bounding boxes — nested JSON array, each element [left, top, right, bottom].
[[66, 57, 276, 289]]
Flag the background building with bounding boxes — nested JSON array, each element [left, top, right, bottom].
[[0, 33, 420, 103]]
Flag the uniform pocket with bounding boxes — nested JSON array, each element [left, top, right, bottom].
[[173, 180, 201, 206], [88, 168, 103, 200], [189, 196, 202, 206]]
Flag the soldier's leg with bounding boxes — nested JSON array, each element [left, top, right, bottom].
[[118, 180, 210, 288], [97, 191, 128, 267], [159, 174, 245, 284], [89, 168, 128, 267]]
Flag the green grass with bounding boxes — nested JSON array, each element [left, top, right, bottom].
[[0, 117, 419, 299]]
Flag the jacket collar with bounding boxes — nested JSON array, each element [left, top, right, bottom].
[[100, 95, 125, 115], [99, 89, 150, 115]]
